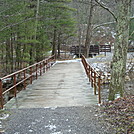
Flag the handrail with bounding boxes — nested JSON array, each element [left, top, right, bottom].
[[0, 55, 56, 109], [81, 55, 101, 104]]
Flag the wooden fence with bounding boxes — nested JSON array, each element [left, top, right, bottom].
[[0, 55, 56, 109], [70, 45, 99, 57], [81, 55, 101, 103], [70, 45, 112, 57]]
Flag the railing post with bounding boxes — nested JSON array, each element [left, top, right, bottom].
[[87, 66, 90, 79], [36, 64, 38, 79], [89, 65, 91, 82], [14, 74, 17, 97], [91, 68, 93, 87], [42, 60, 45, 73], [44, 61, 47, 73], [48, 59, 50, 69], [46, 60, 48, 71], [0, 79, 3, 109], [23, 70, 26, 89], [84, 61, 87, 73], [94, 72, 97, 95], [85, 63, 88, 76], [30, 67, 32, 84], [40, 63, 42, 76], [98, 76, 101, 104]]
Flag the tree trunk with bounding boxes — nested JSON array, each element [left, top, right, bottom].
[[109, 0, 131, 101], [52, 28, 57, 57], [57, 34, 61, 59], [85, 0, 94, 58], [78, 27, 82, 58], [10, 29, 14, 73], [5, 40, 10, 73], [35, 0, 40, 40]]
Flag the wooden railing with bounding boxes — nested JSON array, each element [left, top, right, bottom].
[[81, 55, 101, 103], [0, 55, 56, 109]]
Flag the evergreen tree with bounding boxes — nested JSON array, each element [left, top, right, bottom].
[[0, 0, 76, 75]]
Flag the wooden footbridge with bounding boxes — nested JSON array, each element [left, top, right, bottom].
[[0, 55, 101, 109]]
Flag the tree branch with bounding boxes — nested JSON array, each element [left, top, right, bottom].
[[93, 21, 116, 30], [93, 15, 134, 30], [0, 17, 36, 32], [130, 30, 134, 38], [95, 0, 117, 22]]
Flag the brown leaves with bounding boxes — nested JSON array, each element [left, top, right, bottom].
[[102, 96, 134, 134]]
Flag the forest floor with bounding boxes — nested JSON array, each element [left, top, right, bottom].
[[97, 95, 134, 134]]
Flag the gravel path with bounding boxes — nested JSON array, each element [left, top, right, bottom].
[[1, 106, 115, 134]]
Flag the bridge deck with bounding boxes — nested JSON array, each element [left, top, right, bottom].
[[5, 60, 97, 109]]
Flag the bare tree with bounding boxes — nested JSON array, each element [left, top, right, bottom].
[[84, 0, 94, 57], [109, 0, 131, 100], [95, 0, 131, 100]]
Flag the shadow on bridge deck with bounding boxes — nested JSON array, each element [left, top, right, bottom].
[[5, 60, 98, 109]]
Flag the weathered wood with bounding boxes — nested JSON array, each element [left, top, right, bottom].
[[81, 55, 101, 103]]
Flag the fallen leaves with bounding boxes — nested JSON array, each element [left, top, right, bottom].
[[102, 95, 134, 134]]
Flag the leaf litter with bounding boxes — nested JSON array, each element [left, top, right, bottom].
[[101, 95, 134, 134]]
